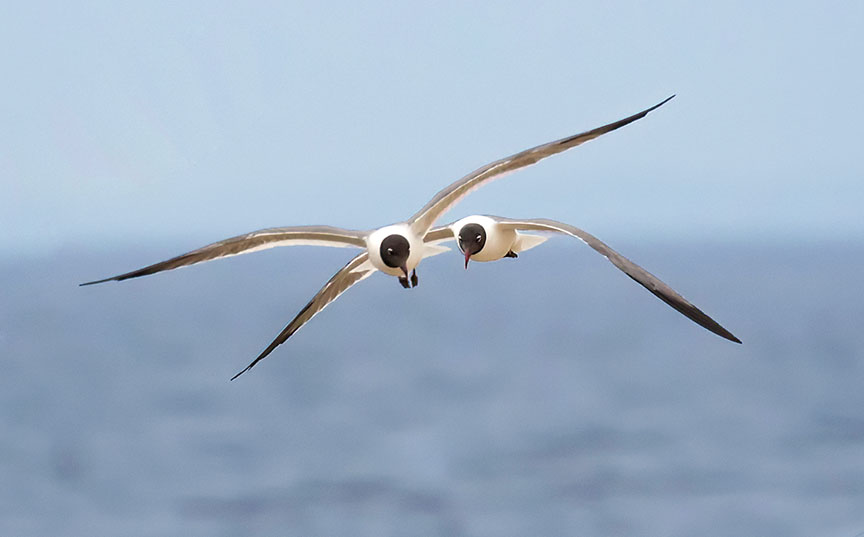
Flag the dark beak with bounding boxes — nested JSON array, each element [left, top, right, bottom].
[[400, 264, 409, 278], [464, 250, 471, 269]]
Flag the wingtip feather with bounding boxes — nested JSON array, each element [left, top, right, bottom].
[[230, 353, 266, 381], [79, 278, 112, 287], [648, 94, 676, 113], [714, 326, 742, 344]]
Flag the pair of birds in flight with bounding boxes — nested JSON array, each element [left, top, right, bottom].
[[82, 95, 740, 380]]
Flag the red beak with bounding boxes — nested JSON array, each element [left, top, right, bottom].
[[464, 250, 471, 269]]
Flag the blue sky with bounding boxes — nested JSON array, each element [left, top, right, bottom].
[[2, 1, 862, 255]]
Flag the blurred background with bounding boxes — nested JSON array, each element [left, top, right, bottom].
[[2, 1, 863, 536]]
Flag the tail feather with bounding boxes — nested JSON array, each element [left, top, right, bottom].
[[514, 233, 548, 253], [422, 243, 451, 259]]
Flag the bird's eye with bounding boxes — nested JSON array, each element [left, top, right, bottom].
[[475, 235, 482, 242], [386, 248, 394, 255], [457, 235, 462, 241]]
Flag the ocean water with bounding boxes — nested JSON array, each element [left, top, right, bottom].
[[2, 239, 863, 536]]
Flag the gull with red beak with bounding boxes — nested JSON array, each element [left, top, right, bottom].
[[426, 214, 741, 343], [81, 96, 675, 378]]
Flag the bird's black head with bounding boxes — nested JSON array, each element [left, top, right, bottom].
[[458, 223, 486, 268], [380, 234, 410, 275]]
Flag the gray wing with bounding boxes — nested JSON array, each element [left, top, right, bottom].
[[423, 225, 455, 243], [409, 96, 674, 235], [80, 225, 368, 286], [231, 252, 376, 380], [495, 217, 741, 344]]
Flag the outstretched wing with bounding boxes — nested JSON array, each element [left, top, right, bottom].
[[495, 216, 741, 344], [80, 225, 368, 286], [409, 96, 674, 235], [231, 252, 376, 380]]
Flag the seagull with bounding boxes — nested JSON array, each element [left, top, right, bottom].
[[81, 96, 675, 378], [425, 214, 740, 343]]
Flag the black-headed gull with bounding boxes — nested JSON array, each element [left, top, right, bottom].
[[427, 214, 740, 343]]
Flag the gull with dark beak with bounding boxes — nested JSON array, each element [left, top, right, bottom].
[[426, 214, 741, 343], [81, 96, 674, 378]]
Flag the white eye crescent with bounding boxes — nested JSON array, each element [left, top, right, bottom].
[[475, 235, 482, 242], [387, 248, 394, 254]]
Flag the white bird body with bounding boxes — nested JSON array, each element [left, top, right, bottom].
[[365, 224, 421, 276], [367, 224, 452, 276], [448, 215, 547, 262]]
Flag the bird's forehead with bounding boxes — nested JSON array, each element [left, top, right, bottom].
[[460, 222, 485, 236]]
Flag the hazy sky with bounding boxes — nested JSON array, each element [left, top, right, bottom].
[[2, 1, 862, 255]]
